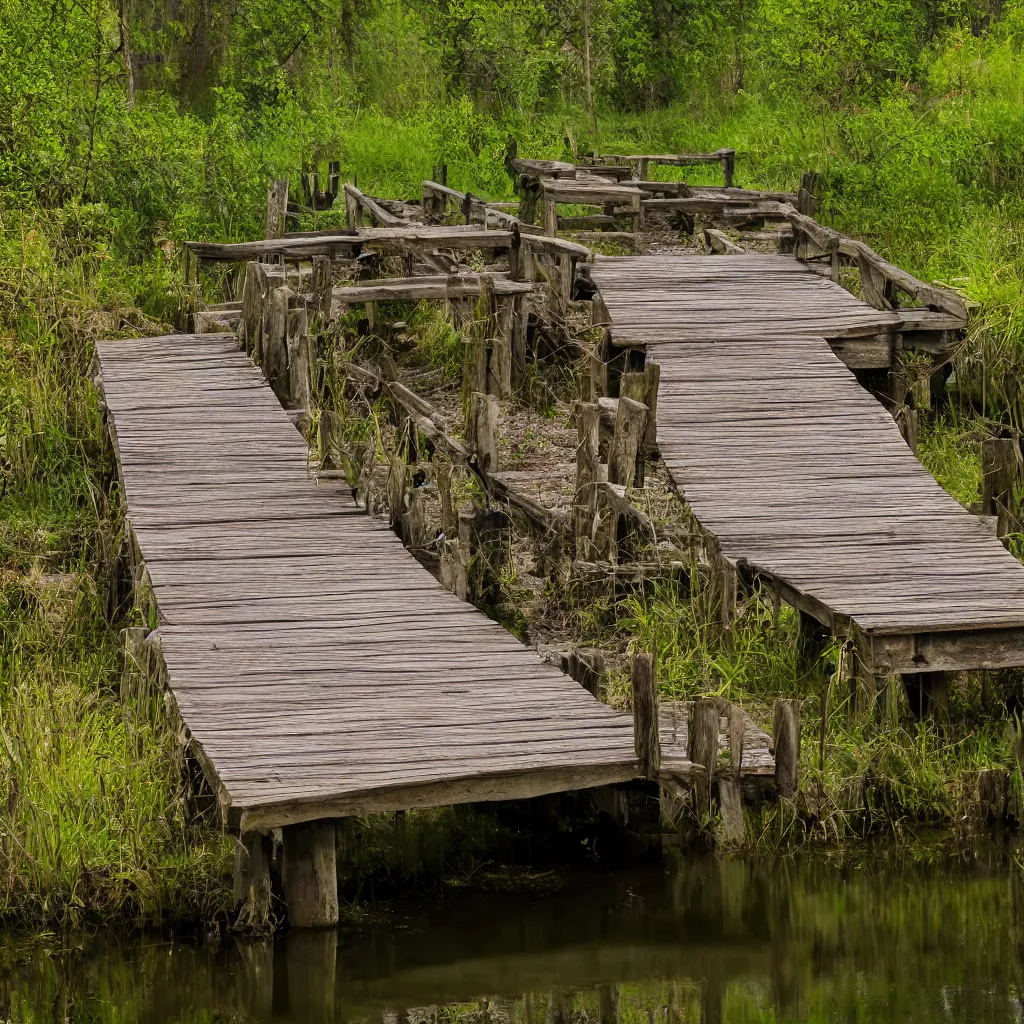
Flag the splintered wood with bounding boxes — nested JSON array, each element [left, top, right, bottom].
[[590, 255, 1024, 675], [96, 334, 643, 830]]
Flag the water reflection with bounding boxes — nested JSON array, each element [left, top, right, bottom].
[[3, 852, 1024, 1022]]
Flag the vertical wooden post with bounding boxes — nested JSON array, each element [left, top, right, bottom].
[[630, 651, 660, 778], [263, 283, 292, 398], [345, 186, 362, 229], [233, 831, 273, 930], [643, 362, 660, 448], [327, 160, 341, 201], [310, 256, 332, 322], [265, 178, 289, 240], [637, 157, 650, 182], [282, 821, 338, 928], [796, 610, 829, 678], [469, 392, 499, 474], [772, 699, 801, 800], [490, 294, 513, 398], [688, 697, 718, 818], [590, 296, 611, 399], [543, 198, 558, 237], [511, 291, 528, 391], [717, 703, 745, 843], [238, 261, 265, 356], [982, 436, 1018, 539], [574, 402, 601, 557], [286, 306, 311, 410], [608, 396, 647, 488], [720, 149, 736, 188]]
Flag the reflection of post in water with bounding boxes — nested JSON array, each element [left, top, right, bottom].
[[597, 983, 620, 1024], [700, 966, 722, 1024], [285, 927, 337, 1024], [233, 938, 274, 1021], [546, 989, 573, 1024]]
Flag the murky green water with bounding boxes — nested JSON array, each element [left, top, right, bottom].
[[3, 852, 1024, 1022]]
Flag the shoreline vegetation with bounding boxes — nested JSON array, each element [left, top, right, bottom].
[[5, 0, 1024, 929]]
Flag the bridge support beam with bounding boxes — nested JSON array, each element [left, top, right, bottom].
[[282, 821, 339, 928]]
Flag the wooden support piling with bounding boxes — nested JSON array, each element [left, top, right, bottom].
[[238, 261, 265, 356], [630, 651, 660, 778], [310, 256, 332, 322], [772, 699, 801, 799], [233, 831, 273, 931], [468, 392, 499, 473], [263, 284, 292, 398], [543, 198, 558, 237], [285, 306, 311, 410], [265, 179, 289, 240], [608, 396, 647, 488], [717, 703, 745, 843], [687, 697, 718, 818], [982, 436, 1018, 539], [574, 402, 602, 557], [281, 821, 338, 928]]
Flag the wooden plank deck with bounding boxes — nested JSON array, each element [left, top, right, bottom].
[[95, 333, 774, 832], [590, 256, 1024, 675]]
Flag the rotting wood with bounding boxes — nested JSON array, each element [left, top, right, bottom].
[[575, 402, 602, 557], [717, 703, 745, 843], [772, 699, 801, 799], [282, 820, 338, 928], [982, 436, 1018, 540], [469, 391, 499, 473], [233, 831, 273, 932], [608, 396, 647, 488], [630, 651, 659, 778], [265, 179, 289, 241], [687, 698, 718, 818], [704, 228, 744, 255]]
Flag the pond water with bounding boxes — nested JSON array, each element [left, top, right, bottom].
[[3, 851, 1024, 1023]]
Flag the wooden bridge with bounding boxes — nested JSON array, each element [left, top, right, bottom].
[[103, 151, 1024, 930], [588, 254, 1024, 692], [96, 328, 775, 929]]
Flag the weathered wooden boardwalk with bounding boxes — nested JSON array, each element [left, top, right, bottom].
[[97, 333, 652, 831], [590, 254, 1024, 678], [96, 333, 780, 842]]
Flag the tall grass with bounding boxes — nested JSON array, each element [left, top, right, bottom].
[[0, 208, 233, 927]]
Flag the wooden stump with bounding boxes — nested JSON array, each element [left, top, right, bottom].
[[630, 652, 660, 778], [263, 284, 292, 399], [238, 261, 265, 356], [286, 306, 311, 410], [717, 703, 745, 844], [772, 699, 801, 800], [543, 198, 558, 237], [265, 178, 289, 240], [687, 697, 718, 818], [468, 391, 499, 474], [310, 256, 332, 322], [282, 821, 338, 928], [574, 402, 601, 557], [608, 396, 648, 488], [982, 436, 1018, 539], [232, 831, 273, 932]]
